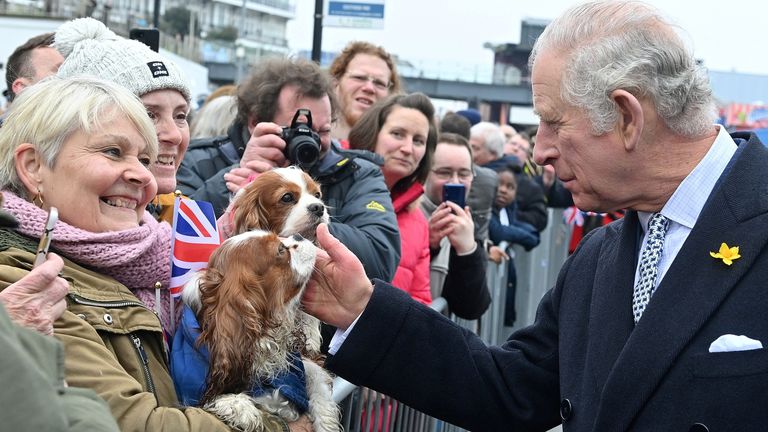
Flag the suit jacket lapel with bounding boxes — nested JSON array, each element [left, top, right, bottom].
[[592, 136, 768, 431], [583, 212, 638, 393]]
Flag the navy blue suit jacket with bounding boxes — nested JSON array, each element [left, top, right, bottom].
[[326, 133, 768, 431]]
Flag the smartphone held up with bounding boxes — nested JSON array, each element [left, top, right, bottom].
[[129, 28, 160, 52], [443, 183, 466, 209]]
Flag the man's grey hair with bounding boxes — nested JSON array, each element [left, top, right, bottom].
[[470, 122, 506, 158], [529, 0, 715, 137]]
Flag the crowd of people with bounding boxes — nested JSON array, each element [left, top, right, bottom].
[[3, 1, 766, 431]]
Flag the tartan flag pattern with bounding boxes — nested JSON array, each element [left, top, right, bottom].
[[170, 198, 222, 298]]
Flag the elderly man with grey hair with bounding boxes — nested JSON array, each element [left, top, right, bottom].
[[299, 1, 768, 431]]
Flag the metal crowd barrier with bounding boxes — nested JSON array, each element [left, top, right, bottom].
[[331, 208, 571, 431]]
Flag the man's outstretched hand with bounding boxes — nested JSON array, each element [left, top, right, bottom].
[[302, 223, 373, 330]]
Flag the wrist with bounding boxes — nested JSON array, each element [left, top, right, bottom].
[[341, 278, 374, 330], [455, 242, 477, 256]]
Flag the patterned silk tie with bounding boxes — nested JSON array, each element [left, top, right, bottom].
[[632, 213, 670, 324]]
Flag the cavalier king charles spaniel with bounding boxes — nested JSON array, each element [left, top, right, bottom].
[[226, 166, 329, 241], [174, 167, 339, 432]]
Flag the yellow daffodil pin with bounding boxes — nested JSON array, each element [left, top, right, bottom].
[[709, 243, 741, 266]]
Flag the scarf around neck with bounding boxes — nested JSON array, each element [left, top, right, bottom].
[[1, 191, 175, 330]]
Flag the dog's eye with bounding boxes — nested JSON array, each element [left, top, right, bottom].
[[281, 193, 295, 203], [314, 192, 321, 199]]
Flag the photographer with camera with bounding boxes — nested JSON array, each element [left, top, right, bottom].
[[177, 57, 400, 283]]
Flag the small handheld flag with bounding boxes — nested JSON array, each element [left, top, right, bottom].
[[170, 197, 222, 299]]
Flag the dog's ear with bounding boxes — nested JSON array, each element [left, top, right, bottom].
[[231, 181, 275, 234], [255, 192, 274, 231], [229, 196, 249, 235], [197, 248, 265, 403]]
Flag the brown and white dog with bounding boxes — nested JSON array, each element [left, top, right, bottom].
[[226, 166, 329, 242], [181, 167, 338, 432]]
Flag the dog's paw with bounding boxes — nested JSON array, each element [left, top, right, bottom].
[[204, 393, 266, 432], [252, 391, 300, 422], [298, 312, 323, 357], [304, 360, 342, 432]]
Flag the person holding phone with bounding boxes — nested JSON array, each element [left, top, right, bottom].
[[348, 93, 437, 305], [0, 76, 296, 432], [419, 133, 490, 319]]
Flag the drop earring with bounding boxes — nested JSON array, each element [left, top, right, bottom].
[[33, 188, 44, 207]]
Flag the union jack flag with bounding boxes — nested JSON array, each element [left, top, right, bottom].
[[170, 198, 222, 298]]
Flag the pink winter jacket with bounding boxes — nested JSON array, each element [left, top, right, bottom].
[[390, 182, 432, 305]]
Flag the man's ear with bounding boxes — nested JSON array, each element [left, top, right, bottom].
[[611, 89, 644, 152], [247, 115, 258, 135], [11, 77, 31, 99], [14, 143, 43, 196]]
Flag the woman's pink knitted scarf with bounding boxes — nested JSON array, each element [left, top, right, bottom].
[[2, 191, 176, 331]]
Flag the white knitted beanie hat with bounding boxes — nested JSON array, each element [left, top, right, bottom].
[[54, 18, 191, 102]]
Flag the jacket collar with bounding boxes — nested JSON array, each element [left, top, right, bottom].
[[391, 182, 424, 213]]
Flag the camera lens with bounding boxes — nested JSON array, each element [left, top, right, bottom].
[[296, 144, 318, 165], [286, 135, 320, 168]]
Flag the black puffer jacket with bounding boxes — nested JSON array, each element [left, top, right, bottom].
[[176, 122, 401, 282]]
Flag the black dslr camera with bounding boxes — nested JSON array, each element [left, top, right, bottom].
[[281, 108, 321, 170]]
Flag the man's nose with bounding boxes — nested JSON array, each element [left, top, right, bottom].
[[532, 139, 557, 166]]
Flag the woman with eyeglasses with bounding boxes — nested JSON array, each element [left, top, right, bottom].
[[348, 93, 436, 305], [329, 41, 402, 144]]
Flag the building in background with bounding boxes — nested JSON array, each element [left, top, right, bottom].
[[4, 4, 768, 128], [0, 0, 293, 89]]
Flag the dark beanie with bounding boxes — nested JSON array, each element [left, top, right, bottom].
[[456, 109, 481, 126]]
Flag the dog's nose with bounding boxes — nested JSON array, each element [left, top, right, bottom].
[[292, 233, 304, 241], [308, 203, 325, 217]]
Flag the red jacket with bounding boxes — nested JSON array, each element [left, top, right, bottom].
[[390, 182, 432, 305]]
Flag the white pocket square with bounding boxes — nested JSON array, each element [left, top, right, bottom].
[[708, 334, 763, 353]]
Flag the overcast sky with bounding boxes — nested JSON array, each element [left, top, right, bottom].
[[286, 0, 768, 76]]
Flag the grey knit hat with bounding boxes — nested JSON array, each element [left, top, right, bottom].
[[54, 18, 191, 102]]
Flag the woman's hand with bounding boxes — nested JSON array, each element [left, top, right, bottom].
[[302, 224, 373, 330], [0, 253, 68, 335], [223, 160, 274, 194], [223, 167, 255, 194]]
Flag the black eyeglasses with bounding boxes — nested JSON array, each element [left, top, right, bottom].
[[431, 168, 474, 181]]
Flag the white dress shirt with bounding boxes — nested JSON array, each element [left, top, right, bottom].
[[634, 125, 737, 289]]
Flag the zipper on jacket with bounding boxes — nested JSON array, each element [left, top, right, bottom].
[[130, 333, 157, 397], [69, 294, 162, 398], [68, 293, 148, 309]]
